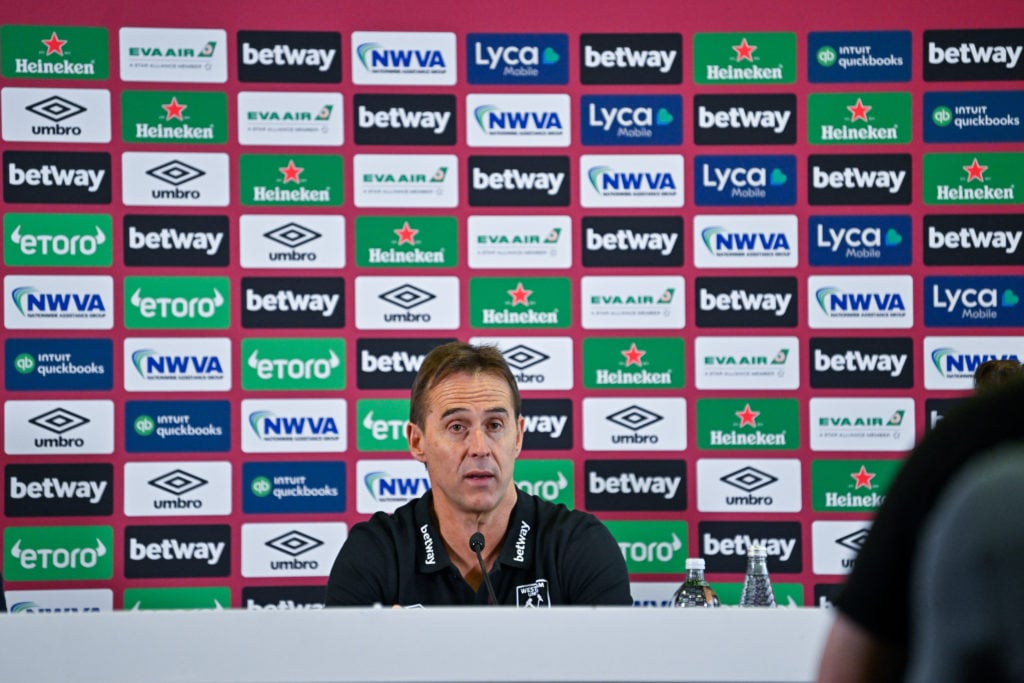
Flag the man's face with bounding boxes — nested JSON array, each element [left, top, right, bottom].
[[407, 371, 524, 517]]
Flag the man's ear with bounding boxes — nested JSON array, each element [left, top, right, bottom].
[[407, 421, 427, 463]]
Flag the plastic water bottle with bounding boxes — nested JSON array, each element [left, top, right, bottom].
[[672, 557, 721, 608], [739, 544, 776, 607]]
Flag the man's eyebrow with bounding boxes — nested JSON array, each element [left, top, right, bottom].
[[439, 406, 510, 420]]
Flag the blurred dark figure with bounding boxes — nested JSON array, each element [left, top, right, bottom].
[[973, 358, 1023, 393]]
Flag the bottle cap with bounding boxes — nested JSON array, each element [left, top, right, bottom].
[[685, 557, 706, 570], [747, 544, 767, 557]]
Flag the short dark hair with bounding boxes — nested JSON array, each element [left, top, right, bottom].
[[408, 341, 521, 428], [973, 359, 1024, 393]]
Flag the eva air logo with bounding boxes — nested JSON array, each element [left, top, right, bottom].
[[583, 337, 684, 389], [812, 460, 901, 512], [4, 525, 113, 581], [693, 32, 796, 84], [808, 92, 911, 144], [119, 27, 226, 83], [470, 277, 571, 328], [121, 91, 227, 144], [356, 399, 410, 451], [242, 338, 346, 390], [240, 154, 343, 206], [124, 276, 231, 329], [355, 216, 457, 268], [604, 521, 687, 573], [515, 459, 574, 508], [924, 152, 1021, 205], [1, 25, 110, 80], [4, 213, 112, 267], [123, 586, 230, 610], [697, 399, 799, 450]]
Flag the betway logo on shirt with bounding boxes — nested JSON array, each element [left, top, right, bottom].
[[925, 276, 1024, 328], [355, 94, 455, 145], [694, 94, 796, 145], [696, 459, 801, 513], [4, 274, 113, 330], [515, 459, 574, 507], [809, 275, 913, 329], [356, 459, 430, 514], [242, 338, 346, 391], [521, 398, 574, 451], [123, 337, 231, 392], [924, 214, 1024, 266], [807, 30, 911, 83], [238, 31, 341, 83], [810, 397, 915, 452], [124, 400, 230, 453], [354, 154, 458, 208], [123, 215, 229, 267], [470, 276, 571, 329], [122, 152, 229, 207], [355, 276, 460, 330], [694, 214, 797, 268], [467, 94, 570, 147], [351, 31, 456, 85], [924, 29, 1024, 81], [469, 337, 574, 391], [924, 91, 1024, 143], [695, 276, 798, 328], [2, 25, 109, 80], [238, 92, 344, 146], [700, 521, 802, 573], [812, 521, 871, 575], [467, 215, 571, 269], [241, 277, 344, 329], [357, 337, 455, 390], [5, 463, 113, 517], [808, 154, 912, 205], [924, 336, 1024, 389], [119, 27, 227, 83], [585, 459, 685, 512], [123, 275, 230, 329], [580, 33, 682, 84], [125, 524, 231, 578], [581, 275, 685, 330], [121, 90, 227, 144], [580, 154, 684, 208], [582, 336, 685, 389], [694, 154, 795, 206], [693, 32, 796, 84], [467, 33, 568, 84], [694, 336, 800, 390], [582, 216, 683, 268], [808, 214, 911, 267], [924, 152, 1021, 205], [582, 397, 687, 452], [807, 92, 911, 145], [605, 521, 688, 574], [241, 522, 346, 578], [810, 337, 913, 389], [239, 214, 345, 270], [4, 212, 112, 268], [811, 459, 900, 513], [469, 155, 569, 207], [4, 151, 110, 204], [123, 461, 231, 517], [2, 87, 111, 143], [241, 398, 347, 453], [4, 400, 114, 456], [697, 398, 799, 451], [580, 94, 682, 146], [240, 153, 343, 207]]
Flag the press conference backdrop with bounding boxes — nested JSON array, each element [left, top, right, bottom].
[[1, 0, 1022, 614]]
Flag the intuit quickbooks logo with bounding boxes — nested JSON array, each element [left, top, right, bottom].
[[812, 460, 900, 512], [4, 275, 113, 330], [807, 92, 912, 145], [923, 91, 1024, 143], [357, 399, 411, 452], [693, 32, 796, 84], [242, 338, 346, 391], [580, 155, 684, 208], [351, 31, 456, 85], [515, 459, 574, 508], [604, 521, 688, 574], [923, 153, 1021, 205], [356, 216, 457, 268], [808, 31, 911, 83], [697, 399, 799, 450], [240, 154, 343, 207], [583, 337, 685, 389], [4, 213, 112, 267], [925, 276, 1024, 328], [470, 277, 571, 329], [121, 91, 227, 144], [4, 526, 113, 581], [808, 215, 911, 267], [467, 33, 568, 84], [695, 155, 795, 206], [124, 276, 230, 329], [243, 461, 345, 514], [119, 27, 226, 83], [5, 338, 112, 392], [1, 25, 109, 80], [808, 275, 913, 329], [581, 94, 682, 146], [125, 400, 230, 452]]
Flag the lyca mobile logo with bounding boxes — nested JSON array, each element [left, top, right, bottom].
[[581, 154, 683, 208], [242, 399, 347, 453], [5, 338, 112, 392], [604, 521, 688, 574], [924, 91, 1024, 143], [4, 526, 113, 581], [4, 151, 110, 204], [121, 90, 227, 144], [925, 336, 1024, 389], [694, 94, 795, 145], [808, 154, 911, 205], [581, 94, 682, 146], [697, 399, 799, 451], [122, 152, 229, 207], [1, 25, 110, 80], [124, 338, 231, 391], [467, 33, 568, 84], [124, 276, 230, 329], [807, 31, 911, 83], [808, 215, 911, 267], [467, 94, 570, 147], [924, 29, 1024, 81], [926, 276, 1024, 328], [352, 31, 456, 85], [695, 155, 795, 206], [807, 92, 912, 144], [579, 33, 682, 84], [243, 338, 345, 391], [5, 275, 113, 330], [809, 275, 913, 329], [119, 27, 226, 83], [2, 87, 111, 143], [238, 30, 341, 83], [694, 214, 797, 268], [693, 32, 796, 84], [4, 213, 112, 267], [355, 94, 455, 145], [240, 153, 343, 207], [924, 214, 1024, 267], [924, 152, 1021, 205]]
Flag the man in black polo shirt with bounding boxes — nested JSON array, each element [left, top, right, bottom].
[[326, 341, 632, 607]]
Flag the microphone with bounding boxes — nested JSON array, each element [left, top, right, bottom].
[[469, 532, 499, 606]]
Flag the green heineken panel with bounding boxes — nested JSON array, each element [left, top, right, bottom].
[[240, 153, 343, 206], [693, 32, 796, 84], [2, 25, 109, 79], [811, 459, 901, 512], [697, 398, 800, 450], [355, 216, 458, 268], [807, 92, 912, 144], [469, 277, 572, 328], [924, 152, 1022, 205], [583, 337, 685, 389], [121, 90, 228, 143]]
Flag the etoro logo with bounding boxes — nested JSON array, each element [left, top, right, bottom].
[[119, 27, 227, 83], [124, 587, 230, 611], [583, 336, 684, 389], [467, 33, 568, 85], [604, 521, 688, 574], [243, 338, 345, 391], [351, 31, 456, 86], [4, 213, 112, 268], [4, 525, 114, 581], [696, 398, 799, 450], [4, 150, 111, 204], [124, 276, 230, 329], [807, 92, 912, 145], [1, 25, 110, 80], [924, 152, 1021, 205], [357, 399, 410, 452], [515, 459, 574, 508], [693, 32, 796, 84], [2, 87, 111, 143], [238, 31, 341, 83], [240, 153, 344, 207]]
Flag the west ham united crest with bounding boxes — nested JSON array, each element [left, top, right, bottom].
[[516, 579, 550, 607]]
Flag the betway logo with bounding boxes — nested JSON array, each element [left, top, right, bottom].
[[927, 41, 1022, 69], [128, 537, 225, 565], [697, 106, 791, 133], [700, 289, 792, 316], [583, 45, 677, 73], [813, 349, 907, 377], [127, 226, 222, 255], [360, 349, 425, 373], [471, 167, 564, 195], [523, 413, 567, 439], [8, 476, 108, 504], [703, 533, 795, 562], [812, 166, 906, 194], [245, 289, 339, 317], [928, 225, 1021, 254], [7, 163, 105, 192], [585, 227, 677, 255], [588, 471, 680, 499], [241, 42, 337, 71], [357, 106, 450, 133]]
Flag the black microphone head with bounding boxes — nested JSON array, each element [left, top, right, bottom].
[[469, 532, 485, 553]]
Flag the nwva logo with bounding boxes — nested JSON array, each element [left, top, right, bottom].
[[467, 33, 568, 84], [250, 412, 340, 438], [242, 400, 346, 452], [132, 351, 225, 378], [931, 348, 1021, 378], [701, 228, 791, 253], [11, 288, 105, 314], [808, 154, 912, 205], [360, 46, 444, 69], [475, 106, 563, 132], [695, 155, 796, 206], [816, 288, 906, 312], [694, 216, 798, 268], [808, 276, 914, 329], [364, 472, 431, 501], [589, 168, 676, 192], [925, 276, 1024, 328], [352, 32, 456, 85], [580, 155, 683, 208]]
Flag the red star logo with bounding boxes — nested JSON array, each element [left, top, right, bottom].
[[508, 282, 532, 307], [279, 160, 303, 184], [42, 31, 67, 56], [394, 221, 418, 245], [847, 98, 872, 123], [161, 96, 187, 121], [851, 465, 877, 490], [963, 158, 988, 183], [732, 37, 757, 62], [735, 403, 760, 428], [621, 343, 646, 367]]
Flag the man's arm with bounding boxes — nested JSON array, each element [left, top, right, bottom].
[[561, 518, 632, 606], [325, 526, 395, 607]]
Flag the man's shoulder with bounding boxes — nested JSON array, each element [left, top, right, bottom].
[[525, 493, 610, 538], [349, 497, 423, 542]]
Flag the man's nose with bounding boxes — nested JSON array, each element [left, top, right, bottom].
[[467, 425, 490, 455]]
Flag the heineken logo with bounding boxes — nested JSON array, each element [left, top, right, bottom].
[[241, 153, 343, 206], [2, 26, 109, 80], [698, 398, 798, 450], [693, 32, 796, 84]]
